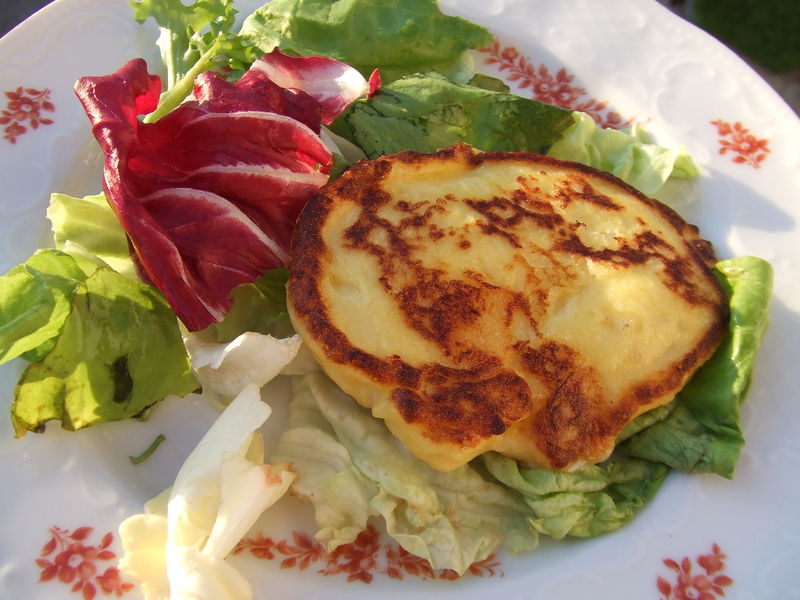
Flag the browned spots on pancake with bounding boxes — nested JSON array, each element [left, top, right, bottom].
[[518, 340, 578, 384], [555, 176, 622, 210], [396, 269, 484, 348], [533, 368, 611, 468], [393, 368, 532, 447], [468, 191, 563, 234], [555, 229, 720, 306], [428, 224, 445, 240], [504, 291, 539, 331], [287, 143, 729, 471], [516, 340, 616, 468]]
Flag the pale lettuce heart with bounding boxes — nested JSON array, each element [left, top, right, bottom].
[[273, 372, 538, 575], [185, 332, 302, 401], [547, 111, 700, 196]]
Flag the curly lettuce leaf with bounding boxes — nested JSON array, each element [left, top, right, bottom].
[[329, 71, 574, 159], [546, 111, 700, 195], [239, 0, 493, 82], [483, 453, 668, 539], [48, 192, 136, 278], [621, 256, 773, 478], [273, 372, 538, 575], [7, 250, 197, 436], [130, 0, 252, 121]]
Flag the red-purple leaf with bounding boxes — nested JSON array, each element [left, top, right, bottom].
[[368, 69, 382, 97], [251, 49, 372, 124], [74, 58, 334, 331], [191, 67, 322, 133]]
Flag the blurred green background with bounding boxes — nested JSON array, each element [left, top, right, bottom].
[[663, 0, 799, 114]]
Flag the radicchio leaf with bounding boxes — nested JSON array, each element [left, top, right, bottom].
[[251, 49, 379, 124], [74, 58, 333, 331]]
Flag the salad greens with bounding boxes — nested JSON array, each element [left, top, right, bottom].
[[128, 0, 699, 193], [0, 0, 775, 580], [0, 249, 90, 365], [131, 0, 250, 121], [48, 192, 136, 278], [482, 453, 668, 540], [329, 71, 575, 158], [329, 77, 697, 193], [547, 111, 700, 195], [3, 250, 196, 436], [119, 383, 295, 600], [129, 433, 167, 465], [50, 189, 294, 344], [273, 372, 538, 574], [239, 0, 494, 81], [622, 256, 773, 478], [201, 269, 293, 344]]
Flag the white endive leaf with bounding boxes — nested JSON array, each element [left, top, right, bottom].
[[203, 455, 295, 558], [186, 332, 302, 400], [167, 385, 270, 550], [119, 382, 295, 600], [118, 514, 169, 600], [169, 548, 253, 600]]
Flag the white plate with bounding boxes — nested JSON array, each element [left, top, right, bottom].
[[1, 1, 799, 599]]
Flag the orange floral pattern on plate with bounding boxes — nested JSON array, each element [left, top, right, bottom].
[[657, 543, 733, 600], [479, 39, 632, 129], [1, 87, 55, 144], [710, 119, 770, 168], [233, 524, 503, 584], [35, 526, 134, 600]]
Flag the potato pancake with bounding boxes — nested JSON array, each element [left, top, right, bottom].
[[287, 143, 729, 471]]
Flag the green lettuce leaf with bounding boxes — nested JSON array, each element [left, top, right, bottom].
[[130, 0, 251, 121], [200, 268, 294, 343], [239, 0, 493, 81], [6, 250, 197, 436], [0, 250, 90, 364], [272, 372, 538, 575], [48, 192, 136, 278], [483, 453, 668, 539], [546, 111, 700, 195], [621, 256, 773, 478], [329, 71, 575, 159], [46, 189, 293, 345]]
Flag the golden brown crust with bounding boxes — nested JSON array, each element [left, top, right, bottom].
[[288, 143, 729, 471]]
